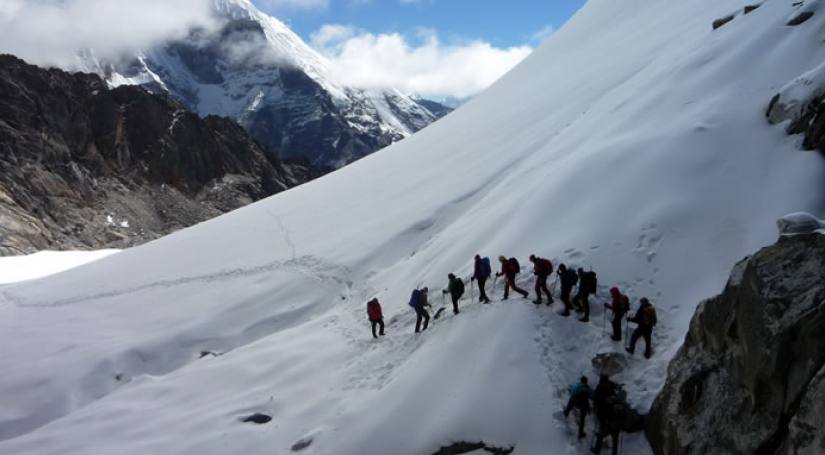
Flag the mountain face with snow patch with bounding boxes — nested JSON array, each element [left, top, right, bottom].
[[84, 0, 450, 170], [0, 55, 310, 254], [2, 0, 825, 454]]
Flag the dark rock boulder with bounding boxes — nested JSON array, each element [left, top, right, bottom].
[[787, 11, 815, 26], [241, 413, 272, 424], [712, 15, 736, 30], [431, 441, 515, 455], [647, 233, 825, 454], [744, 4, 763, 15], [0, 54, 312, 254]]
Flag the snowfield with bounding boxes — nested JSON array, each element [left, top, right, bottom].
[[0, 250, 120, 285], [3, 0, 825, 454]]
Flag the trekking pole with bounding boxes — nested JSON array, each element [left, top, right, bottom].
[[469, 278, 474, 303]]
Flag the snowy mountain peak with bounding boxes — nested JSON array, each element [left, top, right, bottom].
[[83, 0, 449, 169]]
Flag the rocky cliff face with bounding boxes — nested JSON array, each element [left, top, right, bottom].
[[647, 231, 825, 455], [0, 55, 311, 255]]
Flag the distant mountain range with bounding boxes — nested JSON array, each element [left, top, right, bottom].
[[79, 0, 451, 170]]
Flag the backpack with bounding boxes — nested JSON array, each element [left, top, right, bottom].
[[509, 257, 521, 274], [455, 279, 465, 296], [481, 257, 492, 278], [572, 384, 591, 410], [540, 258, 553, 275], [565, 269, 578, 287], [583, 271, 598, 294], [409, 289, 422, 308], [641, 305, 657, 327], [619, 295, 630, 314]]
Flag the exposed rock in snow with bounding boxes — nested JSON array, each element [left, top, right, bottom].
[[786, 0, 820, 26], [647, 233, 825, 454], [777, 212, 825, 235], [241, 413, 272, 424], [766, 59, 825, 152], [712, 15, 736, 30]]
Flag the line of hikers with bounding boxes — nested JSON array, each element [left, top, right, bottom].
[[365, 254, 658, 359]]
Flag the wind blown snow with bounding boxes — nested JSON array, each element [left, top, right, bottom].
[[1, 1, 824, 454]]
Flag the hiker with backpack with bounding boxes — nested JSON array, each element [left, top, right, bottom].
[[442, 273, 465, 315], [558, 264, 579, 316], [626, 297, 657, 358], [471, 254, 492, 304], [366, 298, 385, 339], [574, 268, 598, 323], [409, 287, 432, 333], [564, 376, 593, 440], [496, 256, 529, 300], [604, 287, 630, 342], [529, 255, 554, 305], [592, 374, 622, 455]]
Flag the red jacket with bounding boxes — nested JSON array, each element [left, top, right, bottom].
[[367, 300, 383, 320], [500, 260, 516, 277]]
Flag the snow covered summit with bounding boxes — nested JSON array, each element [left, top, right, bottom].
[[83, 0, 448, 169], [2, 0, 825, 454]]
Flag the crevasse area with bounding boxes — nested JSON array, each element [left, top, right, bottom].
[[2, 0, 825, 454]]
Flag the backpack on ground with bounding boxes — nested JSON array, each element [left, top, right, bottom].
[[509, 257, 521, 274], [409, 289, 422, 308], [481, 257, 492, 278]]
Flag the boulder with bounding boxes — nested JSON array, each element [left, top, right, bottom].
[[712, 15, 736, 30], [647, 233, 825, 454]]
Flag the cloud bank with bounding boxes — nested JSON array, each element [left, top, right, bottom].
[[0, 0, 216, 68], [311, 25, 532, 99]]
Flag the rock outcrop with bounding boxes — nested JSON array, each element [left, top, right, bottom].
[[647, 232, 825, 454], [0, 55, 311, 255]]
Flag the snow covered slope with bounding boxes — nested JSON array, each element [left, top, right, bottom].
[[83, 0, 445, 168], [2, 0, 825, 454]]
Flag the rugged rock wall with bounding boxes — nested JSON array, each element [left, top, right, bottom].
[[647, 233, 825, 455], [0, 55, 311, 255]]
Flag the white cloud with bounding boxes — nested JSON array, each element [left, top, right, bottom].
[[310, 25, 532, 99], [0, 0, 217, 69]]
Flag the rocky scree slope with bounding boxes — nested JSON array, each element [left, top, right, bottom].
[[647, 231, 825, 455], [89, 0, 451, 170], [0, 55, 310, 255]]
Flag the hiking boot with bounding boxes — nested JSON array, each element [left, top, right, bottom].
[[644, 351, 653, 359], [579, 317, 589, 322], [533, 299, 542, 305], [625, 347, 634, 355], [578, 432, 586, 440], [611, 336, 621, 342], [561, 311, 571, 317]]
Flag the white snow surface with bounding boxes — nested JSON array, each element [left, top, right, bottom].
[[0, 250, 120, 285], [3, 1, 825, 454]]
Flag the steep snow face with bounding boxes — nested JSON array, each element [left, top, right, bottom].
[[84, 0, 443, 168], [3, 0, 825, 454]]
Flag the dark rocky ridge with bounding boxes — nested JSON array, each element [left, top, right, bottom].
[[0, 54, 311, 255], [647, 233, 825, 454]]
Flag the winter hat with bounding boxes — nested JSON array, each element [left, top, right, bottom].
[[529, 254, 536, 261], [610, 287, 620, 298], [499, 256, 507, 262], [640, 297, 650, 305]]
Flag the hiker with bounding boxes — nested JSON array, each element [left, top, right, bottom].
[[409, 287, 431, 333], [604, 287, 630, 342], [574, 268, 598, 322], [366, 298, 385, 339], [564, 376, 593, 440], [529, 255, 554, 305], [496, 256, 529, 300], [443, 273, 465, 314], [592, 375, 621, 455], [558, 264, 578, 316], [471, 254, 492, 303], [626, 297, 657, 358]]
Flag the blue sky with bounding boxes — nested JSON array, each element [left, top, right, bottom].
[[252, 0, 587, 99], [254, 1, 586, 49]]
